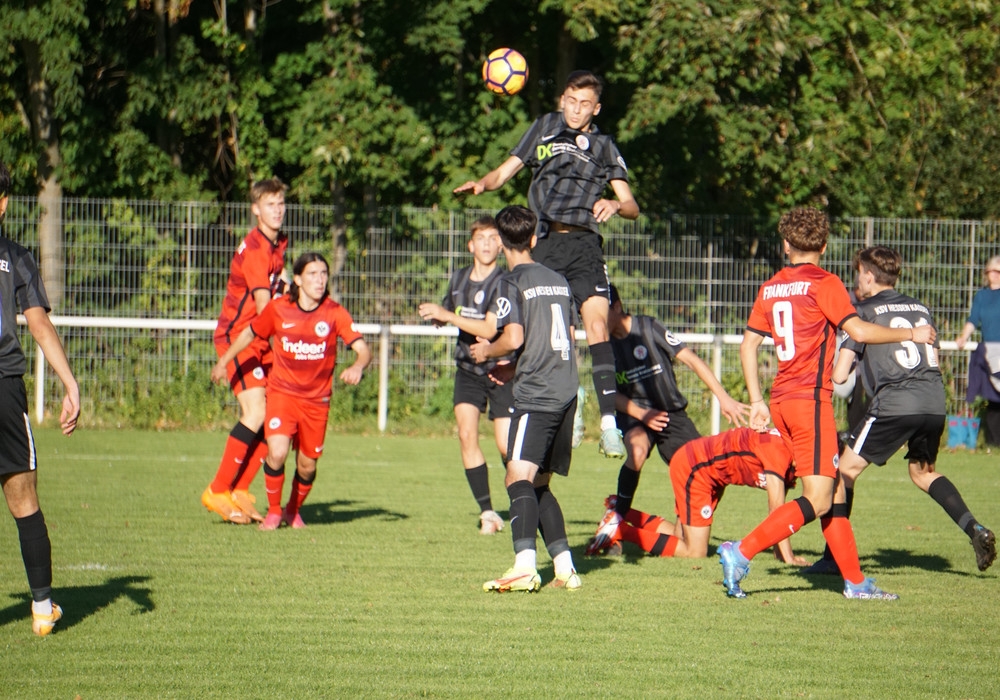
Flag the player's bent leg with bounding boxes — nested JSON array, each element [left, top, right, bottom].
[[675, 524, 710, 558]]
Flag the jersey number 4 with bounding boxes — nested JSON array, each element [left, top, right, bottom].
[[550, 304, 572, 361]]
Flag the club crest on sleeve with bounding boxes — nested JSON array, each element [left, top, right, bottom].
[[664, 330, 682, 346], [268, 417, 282, 430]]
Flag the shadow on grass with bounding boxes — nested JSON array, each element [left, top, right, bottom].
[[298, 499, 408, 525], [0, 575, 153, 633]]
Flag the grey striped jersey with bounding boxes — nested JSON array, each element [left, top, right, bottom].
[[442, 264, 505, 375], [0, 234, 49, 378], [611, 315, 690, 413]]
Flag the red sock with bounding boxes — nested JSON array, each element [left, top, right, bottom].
[[739, 500, 808, 560], [822, 516, 864, 584], [210, 423, 257, 493], [622, 507, 665, 531], [621, 523, 678, 557], [285, 474, 314, 516], [232, 435, 268, 491], [263, 462, 285, 514]]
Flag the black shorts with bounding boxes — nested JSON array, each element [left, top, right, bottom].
[[453, 366, 514, 421], [847, 413, 944, 466], [619, 409, 701, 465], [0, 376, 37, 476], [533, 231, 610, 310], [506, 398, 577, 476]]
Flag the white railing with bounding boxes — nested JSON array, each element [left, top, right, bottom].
[[23, 315, 975, 433]]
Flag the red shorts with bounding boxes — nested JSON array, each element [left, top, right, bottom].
[[771, 398, 839, 479], [671, 456, 722, 528], [216, 340, 270, 396], [265, 391, 329, 459]]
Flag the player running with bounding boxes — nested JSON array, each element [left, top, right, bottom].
[[455, 70, 639, 460], [211, 252, 371, 530], [585, 285, 747, 555], [204, 178, 289, 524], [470, 205, 582, 592], [417, 217, 512, 535], [719, 207, 935, 600]]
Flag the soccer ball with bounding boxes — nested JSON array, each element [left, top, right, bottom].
[[482, 48, 528, 96]]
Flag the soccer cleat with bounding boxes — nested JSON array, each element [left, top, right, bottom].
[[801, 555, 841, 576], [547, 569, 582, 590], [604, 542, 623, 557], [259, 510, 283, 531], [201, 487, 252, 524], [282, 508, 306, 529], [843, 577, 899, 600], [598, 427, 626, 459], [483, 567, 541, 593], [584, 509, 622, 556], [972, 525, 996, 571], [719, 541, 750, 598], [231, 489, 265, 523], [572, 386, 586, 448], [32, 603, 63, 637], [479, 510, 504, 535]]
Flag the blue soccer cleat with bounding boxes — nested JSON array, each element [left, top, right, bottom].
[[718, 540, 750, 598]]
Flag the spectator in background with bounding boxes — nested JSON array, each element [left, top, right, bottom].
[[955, 255, 1000, 448]]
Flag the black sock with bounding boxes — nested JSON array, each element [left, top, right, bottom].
[[615, 466, 641, 517], [928, 477, 979, 537], [465, 464, 492, 512], [507, 480, 538, 554], [590, 341, 617, 418], [535, 486, 569, 558], [16, 510, 52, 602]]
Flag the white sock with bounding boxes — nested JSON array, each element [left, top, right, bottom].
[[32, 599, 53, 616], [552, 550, 574, 576], [600, 415, 617, 431], [514, 549, 537, 571]]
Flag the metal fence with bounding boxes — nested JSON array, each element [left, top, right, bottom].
[[8, 196, 999, 427]]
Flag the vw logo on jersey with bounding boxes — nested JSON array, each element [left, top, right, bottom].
[[664, 330, 682, 346], [269, 417, 282, 430], [315, 321, 330, 337], [474, 290, 485, 305], [633, 345, 648, 361], [575, 134, 590, 151], [495, 296, 511, 319], [701, 505, 713, 519], [252, 367, 265, 381]]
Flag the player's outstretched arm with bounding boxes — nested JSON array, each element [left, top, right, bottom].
[[614, 393, 669, 432], [740, 331, 770, 432], [417, 303, 498, 339], [676, 347, 749, 427], [842, 316, 935, 346], [24, 307, 80, 436], [593, 180, 640, 223], [340, 339, 372, 386], [210, 326, 256, 385], [470, 323, 523, 363], [453, 156, 524, 195]]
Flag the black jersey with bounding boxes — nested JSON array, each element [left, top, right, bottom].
[[843, 288, 946, 416], [0, 234, 50, 379], [511, 112, 629, 238], [442, 265, 505, 375], [492, 262, 578, 412], [612, 315, 690, 413]]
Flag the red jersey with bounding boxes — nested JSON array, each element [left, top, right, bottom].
[[251, 295, 363, 403], [675, 428, 794, 490], [214, 227, 289, 347], [746, 263, 857, 402]]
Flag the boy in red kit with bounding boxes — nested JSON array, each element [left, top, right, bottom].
[[203, 178, 289, 524], [212, 253, 371, 530], [719, 207, 936, 599]]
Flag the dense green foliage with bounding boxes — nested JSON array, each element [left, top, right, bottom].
[[2, 430, 997, 697], [3, 1, 1000, 219]]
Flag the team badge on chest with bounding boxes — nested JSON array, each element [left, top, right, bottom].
[[633, 345, 648, 361], [315, 321, 330, 337], [575, 134, 590, 151]]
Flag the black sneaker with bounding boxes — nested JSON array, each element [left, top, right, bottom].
[[972, 525, 996, 571], [801, 556, 841, 576]]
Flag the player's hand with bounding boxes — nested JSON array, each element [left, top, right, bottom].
[[60, 391, 80, 436], [470, 337, 491, 363], [489, 361, 515, 386], [453, 180, 484, 196], [749, 402, 771, 432], [592, 198, 622, 223], [720, 397, 750, 427], [417, 302, 446, 326], [911, 325, 936, 345], [209, 362, 228, 385], [773, 547, 810, 566], [340, 366, 364, 385], [640, 409, 669, 432]]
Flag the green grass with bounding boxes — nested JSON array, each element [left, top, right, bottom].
[[2, 429, 998, 699]]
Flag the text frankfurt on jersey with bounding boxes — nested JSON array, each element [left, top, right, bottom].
[[761, 281, 812, 300], [281, 337, 327, 360], [522, 284, 571, 300]]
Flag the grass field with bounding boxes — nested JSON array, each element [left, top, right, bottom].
[[2, 428, 998, 699]]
